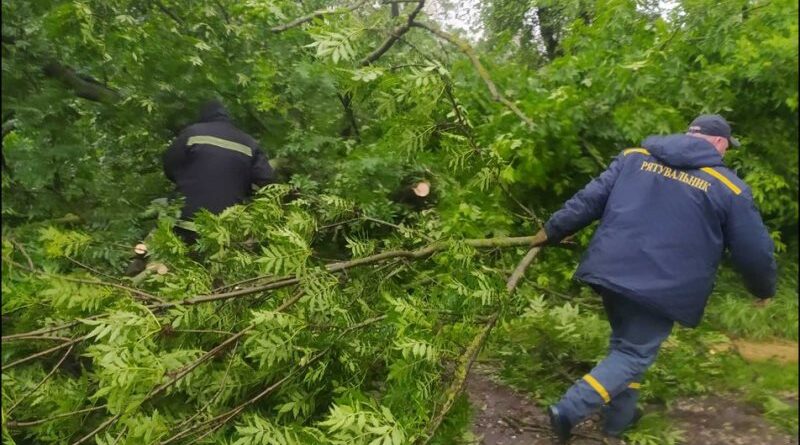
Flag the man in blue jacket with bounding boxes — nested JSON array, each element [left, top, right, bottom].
[[529, 115, 777, 442]]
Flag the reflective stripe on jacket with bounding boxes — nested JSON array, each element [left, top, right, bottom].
[[163, 101, 274, 220]]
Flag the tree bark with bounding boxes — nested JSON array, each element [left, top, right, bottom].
[[536, 7, 561, 60], [42, 62, 120, 104]]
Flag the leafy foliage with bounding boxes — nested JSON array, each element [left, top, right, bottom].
[[2, 0, 797, 443]]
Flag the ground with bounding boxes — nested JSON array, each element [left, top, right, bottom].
[[466, 365, 798, 445]]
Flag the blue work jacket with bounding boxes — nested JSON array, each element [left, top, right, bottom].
[[544, 134, 776, 326]]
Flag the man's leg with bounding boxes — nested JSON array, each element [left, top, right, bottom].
[[601, 294, 644, 436], [552, 294, 672, 431], [602, 383, 642, 436]]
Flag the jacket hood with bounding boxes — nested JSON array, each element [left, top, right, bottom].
[[197, 100, 231, 123], [641, 134, 724, 169]]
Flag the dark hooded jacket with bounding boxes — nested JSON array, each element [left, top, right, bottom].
[[544, 134, 776, 326], [163, 100, 274, 220]]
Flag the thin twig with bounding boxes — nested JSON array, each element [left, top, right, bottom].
[[168, 315, 388, 443], [2, 335, 88, 371], [172, 329, 236, 336], [388, 63, 430, 71], [506, 247, 542, 293], [318, 217, 361, 231], [2, 320, 89, 342], [162, 342, 240, 445], [6, 343, 75, 415], [410, 21, 535, 128], [212, 0, 231, 24], [9, 238, 34, 270], [65, 255, 123, 283], [362, 216, 435, 242], [270, 0, 369, 33], [70, 412, 122, 445], [4, 258, 164, 304], [497, 182, 542, 227], [5, 405, 107, 428], [359, 0, 425, 66], [153, 0, 184, 26], [2, 335, 73, 342]]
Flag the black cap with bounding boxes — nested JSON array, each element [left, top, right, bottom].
[[687, 114, 740, 148]]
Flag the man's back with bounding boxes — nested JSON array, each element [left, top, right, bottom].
[[545, 134, 776, 326], [163, 100, 274, 221]]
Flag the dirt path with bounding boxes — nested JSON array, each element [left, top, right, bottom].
[[466, 365, 603, 445], [466, 365, 797, 445], [731, 339, 799, 364], [669, 396, 798, 445]]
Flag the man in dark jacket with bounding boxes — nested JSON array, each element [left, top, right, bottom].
[[163, 99, 274, 244], [530, 115, 776, 442]]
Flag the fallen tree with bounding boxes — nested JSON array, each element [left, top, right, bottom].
[[3, 192, 558, 444]]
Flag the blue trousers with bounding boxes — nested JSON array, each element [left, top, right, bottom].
[[554, 289, 673, 435]]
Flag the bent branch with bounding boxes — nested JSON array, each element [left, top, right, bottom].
[[359, 0, 425, 66], [410, 21, 535, 128]]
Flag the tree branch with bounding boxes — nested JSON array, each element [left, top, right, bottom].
[[416, 313, 498, 445], [3, 235, 556, 347], [8, 233, 555, 442], [149, 235, 548, 310], [506, 247, 542, 293], [42, 61, 120, 104], [5, 256, 164, 304], [270, 0, 370, 33], [2, 320, 88, 342], [5, 405, 107, 429], [71, 288, 306, 444], [1, 335, 88, 371], [337, 92, 360, 140], [153, 0, 184, 26], [416, 235, 543, 443], [162, 315, 387, 444], [6, 343, 75, 416], [359, 0, 425, 66], [410, 21, 535, 128]]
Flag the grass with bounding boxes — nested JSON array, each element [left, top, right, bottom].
[[428, 394, 476, 444], [624, 413, 685, 445], [712, 355, 798, 433]]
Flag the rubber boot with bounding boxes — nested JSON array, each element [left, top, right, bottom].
[[549, 405, 572, 444]]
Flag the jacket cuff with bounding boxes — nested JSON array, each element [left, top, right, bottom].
[[543, 220, 564, 244]]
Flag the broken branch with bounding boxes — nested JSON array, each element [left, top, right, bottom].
[[409, 21, 535, 128], [270, 0, 370, 33], [359, 0, 425, 66], [416, 313, 499, 445]]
